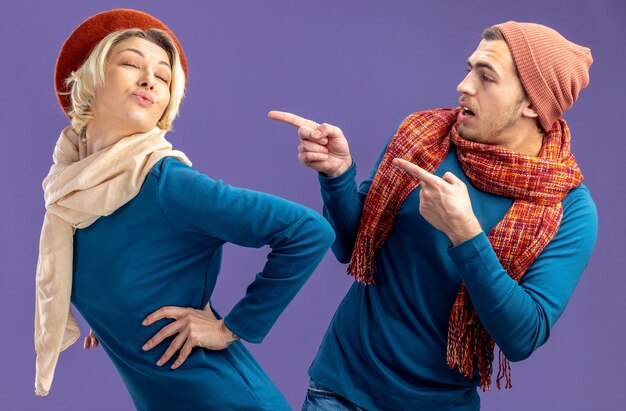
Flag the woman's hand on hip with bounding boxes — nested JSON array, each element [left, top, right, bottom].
[[141, 305, 239, 369]]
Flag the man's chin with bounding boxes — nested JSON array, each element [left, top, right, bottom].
[[458, 130, 482, 143], [457, 125, 472, 140]]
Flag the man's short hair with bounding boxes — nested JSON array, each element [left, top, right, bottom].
[[482, 27, 505, 41]]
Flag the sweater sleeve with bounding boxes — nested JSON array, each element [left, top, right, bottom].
[[318, 130, 396, 263], [156, 159, 335, 343], [447, 185, 598, 361]]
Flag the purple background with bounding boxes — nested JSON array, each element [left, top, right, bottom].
[[1, 0, 624, 410]]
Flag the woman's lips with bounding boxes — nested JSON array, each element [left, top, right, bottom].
[[132, 93, 154, 106]]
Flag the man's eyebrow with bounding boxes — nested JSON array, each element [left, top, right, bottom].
[[467, 60, 499, 76], [116, 48, 171, 69]]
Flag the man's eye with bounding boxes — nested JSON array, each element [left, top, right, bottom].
[[482, 74, 493, 82]]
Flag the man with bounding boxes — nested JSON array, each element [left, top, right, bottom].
[[270, 21, 597, 410]]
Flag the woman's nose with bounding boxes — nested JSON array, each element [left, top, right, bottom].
[[138, 74, 156, 89]]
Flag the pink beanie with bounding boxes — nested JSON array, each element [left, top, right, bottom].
[[495, 21, 593, 131]]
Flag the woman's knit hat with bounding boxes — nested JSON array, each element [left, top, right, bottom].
[[55, 8, 188, 115], [495, 21, 592, 131]]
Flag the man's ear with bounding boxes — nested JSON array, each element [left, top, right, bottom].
[[521, 101, 538, 119]]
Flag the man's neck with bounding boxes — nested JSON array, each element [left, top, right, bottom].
[[505, 130, 544, 156], [497, 120, 545, 156]]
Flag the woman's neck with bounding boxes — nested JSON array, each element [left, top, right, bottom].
[[85, 122, 134, 156]]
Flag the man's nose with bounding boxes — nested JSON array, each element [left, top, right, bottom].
[[457, 72, 475, 95]]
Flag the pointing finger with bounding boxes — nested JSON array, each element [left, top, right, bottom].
[[268, 111, 319, 129], [392, 158, 441, 186]]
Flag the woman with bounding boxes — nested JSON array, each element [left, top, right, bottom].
[[35, 9, 334, 410]]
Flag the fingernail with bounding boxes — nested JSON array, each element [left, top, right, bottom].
[[156, 359, 163, 366], [142, 319, 148, 325], [171, 363, 178, 370], [142, 344, 148, 351]]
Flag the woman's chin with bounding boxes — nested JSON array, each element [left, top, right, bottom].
[[123, 117, 159, 135]]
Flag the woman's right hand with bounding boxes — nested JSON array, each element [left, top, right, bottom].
[[141, 305, 239, 370], [268, 111, 352, 178]]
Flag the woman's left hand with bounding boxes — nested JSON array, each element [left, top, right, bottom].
[[142, 305, 239, 369], [83, 329, 99, 349]]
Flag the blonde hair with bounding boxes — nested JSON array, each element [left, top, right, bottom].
[[64, 28, 186, 136]]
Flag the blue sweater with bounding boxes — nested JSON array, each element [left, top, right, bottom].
[[71, 157, 335, 410], [308, 142, 597, 410]]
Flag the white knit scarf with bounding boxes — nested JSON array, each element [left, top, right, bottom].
[[34, 126, 191, 395]]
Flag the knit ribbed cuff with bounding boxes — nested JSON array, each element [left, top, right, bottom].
[[318, 161, 357, 191]]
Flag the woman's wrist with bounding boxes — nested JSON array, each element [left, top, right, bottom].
[[221, 321, 240, 345]]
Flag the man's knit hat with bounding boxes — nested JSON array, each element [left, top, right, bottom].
[[55, 9, 188, 116], [495, 21, 592, 131]]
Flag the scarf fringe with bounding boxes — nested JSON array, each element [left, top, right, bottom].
[[348, 234, 376, 285], [447, 287, 494, 390], [496, 350, 513, 389], [447, 288, 515, 391]]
